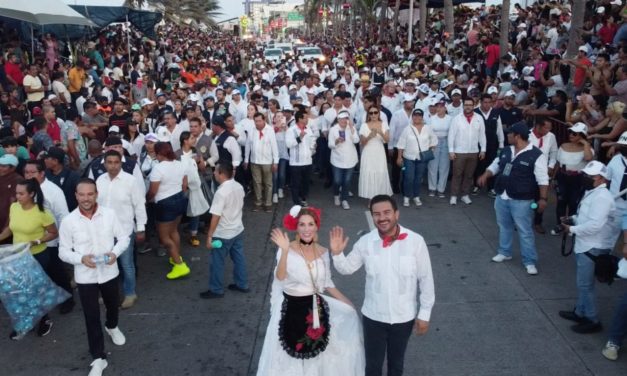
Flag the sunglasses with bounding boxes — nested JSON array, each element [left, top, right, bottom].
[[368, 111, 379, 115]]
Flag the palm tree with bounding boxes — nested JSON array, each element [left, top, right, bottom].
[[378, 0, 389, 42], [392, 0, 400, 41], [125, 0, 222, 26], [444, 0, 454, 39], [566, 0, 586, 58], [499, 0, 510, 66], [419, 0, 426, 43]]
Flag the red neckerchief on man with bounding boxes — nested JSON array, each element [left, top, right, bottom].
[[380, 225, 408, 248], [532, 129, 543, 148]]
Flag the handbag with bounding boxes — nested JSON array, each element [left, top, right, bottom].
[[409, 126, 435, 162]]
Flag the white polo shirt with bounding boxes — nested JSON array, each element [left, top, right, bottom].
[[210, 179, 245, 239]]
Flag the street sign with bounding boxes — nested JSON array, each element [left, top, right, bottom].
[[287, 12, 304, 21]]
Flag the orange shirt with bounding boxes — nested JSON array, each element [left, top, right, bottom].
[[68, 67, 85, 93]]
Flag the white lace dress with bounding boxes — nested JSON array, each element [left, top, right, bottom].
[[256, 248, 365, 376], [358, 122, 393, 199]]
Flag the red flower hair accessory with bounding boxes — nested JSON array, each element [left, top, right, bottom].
[[282, 205, 322, 231]]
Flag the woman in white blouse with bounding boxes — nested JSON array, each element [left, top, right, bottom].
[[427, 100, 452, 198], [256, 206, 364, 375], [396, 108, 438, 207], [328, 111, 360, 210], [551, 123, 594, 236]]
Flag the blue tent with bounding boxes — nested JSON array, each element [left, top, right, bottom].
[[69, 5, 162, 39]]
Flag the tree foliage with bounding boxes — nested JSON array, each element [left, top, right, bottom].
[[125, 0, 222, 26]]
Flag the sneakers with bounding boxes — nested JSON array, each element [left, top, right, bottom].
[[166, 261, 190, 280], [120, 295, 137, 309], [37, 318, 53, 337], [252, 205, 261, 212], [471, 186, 479, 195], [189, 235, 200, 247], [526, 265, 538, 275], [278, 188, 284, 198], [413, 197, 422, 207], [334, 195, 340, 206], [227, 284, 251, 293], [272, 193, 278, 204], [88, 358, 108, 376], [572, 321, 603, 334], [403, 197, 410, 207], [199, 290, 224, 299], [460, 195, 472, 205], [157, 247, 167, 257], [488, 189, 497, 198], [341, 200, 350, 210], [105, 326, 126, 345], [450, 196, 457, 205], [550, 225, 563, 236], [264, 206, 273, 213], [137, 245, 153, 254], [602, 342, 620, 361], [491, 254, 512, 263], [559, 310, 586, 323], [428, 190, 436, 197], [9, 330, 25, 341], [438, 192, 446, 198]]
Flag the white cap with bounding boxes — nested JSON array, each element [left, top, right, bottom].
[[570, 122, 588, 136], [189, 93, 200, 102], [109, 125, 120, 133], [518, 23, 527, 29], [487, 86, 499, 95], [232, 89, 241, 95], [337, 111, 350, 119], [253, 85, 262, 92], [140, 98, 154, 107], [47, 94, 58, 100], [451, 88, 462, 96], [405, 79, 418, 86], [393, 67, 401, 73], [443, 61, 452, 67], [260, 64, 266, 69], [578, 46, 588, 54], [597, 6, 605, 14], [428, 97, 440, 106], [504, 90, 516, 97], [289, 84, 298, 90], [522, 66, 534, 75], [418, 83, 430, 94], [402, 93, 416, 102], [617, 131, 627, 145], [581, 160, 608, 179], [440, 79, 452, 89]]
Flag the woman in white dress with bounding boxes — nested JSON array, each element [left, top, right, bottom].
[[358, 105, 392, 199], [256, 206, 365, 376]]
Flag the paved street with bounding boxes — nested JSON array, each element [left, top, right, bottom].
[[1, 179, 626, 376]]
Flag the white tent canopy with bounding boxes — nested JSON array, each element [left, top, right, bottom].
[[0, 0, 95, 26]]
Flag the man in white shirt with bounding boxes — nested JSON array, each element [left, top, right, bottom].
[[448, 98, 487, 205], [23, 159, 75, 314], [96, 150, 147, 309], [156, 111, 189, 152], [59, 178, 130, 376], [528, 118, 558, 234], [285, 110, 317, 206], [330, 194, 435, 376], [446, 89, 463, 119], [244, 112, 279, 212], [230, 89, 248, 123], [328, 111, 360, 209], [23, 64, 45, 109], [389, 94, 415, 194], [559, 161, 620, 334], [201, 160, 249, 299]]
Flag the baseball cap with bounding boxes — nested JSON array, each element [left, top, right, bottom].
[[109, 125, 121, 134], [0, 154, 18, 167], [522, 66, 535, 76], [578, 46, 588, 54], [451, 88, 462, 96], [412, 108, 424, 116], [487, 86, 499, 95], [232, 89, 241, 96], [47, 94, 58, 101], [140, 98, 154, 107], [156, 92, 166, 98], [504, 90, 516, 98], [131, 103, 141, 111], [617, 131, 627, 145], [418, 84, 429, 94], [144, 133, 159, 143], [440, 79, 452, 89], [402, 93, 416, 102], [506, 121, 530, 137], [581, 160, 608, 179], [45, 147, 66, 164], [517, 23, 527, 29], [337, 111, 350, 119], [569, 122, 588, 136]]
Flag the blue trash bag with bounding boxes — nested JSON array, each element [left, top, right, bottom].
[[0, 243, 70, 335]]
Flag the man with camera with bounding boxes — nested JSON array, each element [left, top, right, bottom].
[[558, 161, 620, 334]]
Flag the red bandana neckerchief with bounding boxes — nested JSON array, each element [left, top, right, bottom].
[[380, 225, 408, 248], [532, 129, 543, 148], [258, 128, 264, 139]]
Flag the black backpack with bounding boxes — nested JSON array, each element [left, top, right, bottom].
[[584, 252, 620, 285]]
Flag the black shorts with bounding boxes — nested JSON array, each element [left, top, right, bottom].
[[155, 191, 187, 223]]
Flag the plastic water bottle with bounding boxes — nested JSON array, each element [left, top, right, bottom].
[[92, 254, 110, 265], [210, 239, 223, 248], [530, 202, 538, 210]]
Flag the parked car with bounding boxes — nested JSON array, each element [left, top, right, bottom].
[[296, 46, 325, 62], [263, 48, 284, 63]]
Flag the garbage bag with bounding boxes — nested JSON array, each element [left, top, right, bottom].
[[0, 243, 70, 335]]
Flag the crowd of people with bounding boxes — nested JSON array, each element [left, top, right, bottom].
[[1, 0, 627, 375]]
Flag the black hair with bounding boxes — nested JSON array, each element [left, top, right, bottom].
[[295, 110, 307, 123], [17, 178, 45, 212], [103, 150, 122, 161], [25, 159, 45, 172], [369, 194, 398, 213], [215, 160, 234, 178], [253, 112, 266, 121], [1, 136, 18, 147], [76, 177, 97, 192], [179, 131, 192, 145]]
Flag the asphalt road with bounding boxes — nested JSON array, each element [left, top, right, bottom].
[[1, 177, 626, 376]]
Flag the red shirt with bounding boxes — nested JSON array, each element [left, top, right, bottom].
[[574, 57, 592, 88], [4, 62, 24, 86], [485, 44, 500, 68], [599, 24, 618, 45], [47, 119, 61, 143]]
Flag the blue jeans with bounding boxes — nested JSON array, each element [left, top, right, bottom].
[[118, 233, 136, 296], [427, 138, 450, 193], [188, 216, 200, 234], [402, 158, 428, 199], [272, 158, 288, 194], [494, 196, 538, 266], [608, 290, 627, 346], [575, 248, 610, 323], [332, 165, 354, 201], [209, 231, 248, 294]]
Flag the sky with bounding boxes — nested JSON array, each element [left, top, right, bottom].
[[217, 0, 305, 22]]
